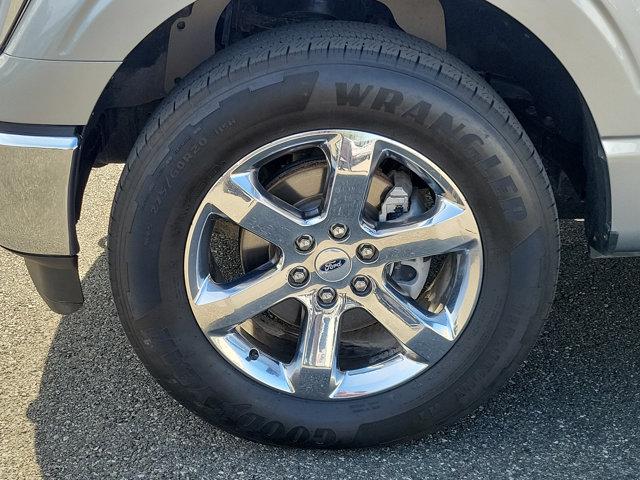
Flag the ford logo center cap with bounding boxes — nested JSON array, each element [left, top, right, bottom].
[[320, 258, 347, 272], [315, 248, 352, 282]]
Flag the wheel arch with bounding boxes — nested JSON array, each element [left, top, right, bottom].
[[72, 0, 609, 245], [10, 0, 637, 138]]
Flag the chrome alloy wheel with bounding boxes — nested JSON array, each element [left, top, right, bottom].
[[184, 130, 483, 400]]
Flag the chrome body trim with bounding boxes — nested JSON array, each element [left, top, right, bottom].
[[601, 137, 640, 254], [0, 132, 78, 150], [0, 131, 79, 255]]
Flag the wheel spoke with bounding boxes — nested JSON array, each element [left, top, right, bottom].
[[359, 280, 455, 364], [324, 132, 381, 222], [205, 171, 308, 250], [192, 265, 293, 335], [372, 197, 479, 264], [286, 295, 345, 399]]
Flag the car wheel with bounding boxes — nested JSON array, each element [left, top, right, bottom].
[[109, 21, 559, 447]]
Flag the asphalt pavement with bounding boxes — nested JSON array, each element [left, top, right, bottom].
[[1, 165, 639, 479]]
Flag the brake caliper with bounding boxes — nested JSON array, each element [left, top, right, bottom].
[[379, 171, 431, 299]]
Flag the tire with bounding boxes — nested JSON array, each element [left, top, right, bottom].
[[109, 21, 559, 448]]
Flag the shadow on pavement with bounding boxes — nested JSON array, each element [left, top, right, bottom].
[[28, 222, 639, 479]]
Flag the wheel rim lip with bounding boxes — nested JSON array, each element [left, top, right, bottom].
[[184, 129, 484, 400]]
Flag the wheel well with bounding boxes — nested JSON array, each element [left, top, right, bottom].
[[77, 0, 598, 220]]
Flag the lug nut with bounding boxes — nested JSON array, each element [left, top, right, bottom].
[[317, 287, 337, 306], [248, 348, 260, 361], [357, 244, 378, 262], [330, 224, 349, 240], [289, 267, 309, 286], [295, 234, 315, 252], [351, 276, 371, 295]]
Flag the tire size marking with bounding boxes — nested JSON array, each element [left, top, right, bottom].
[[149, 136, 208, 217]]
